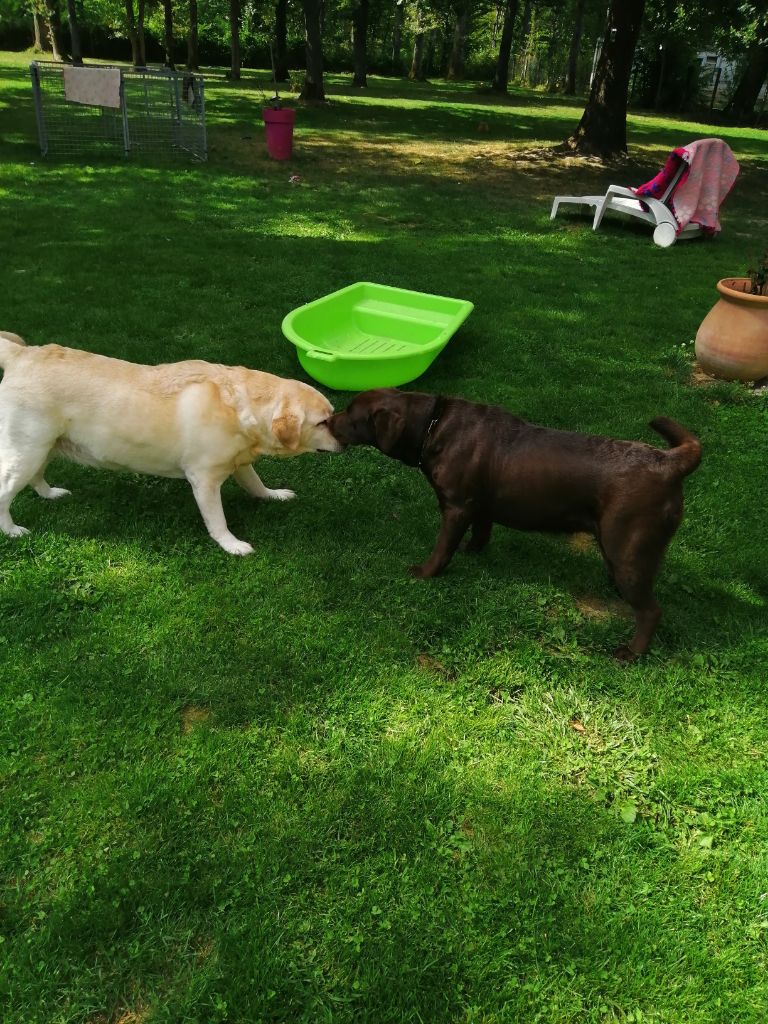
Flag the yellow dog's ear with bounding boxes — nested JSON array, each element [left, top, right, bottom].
[[271, 398, 304, 452]]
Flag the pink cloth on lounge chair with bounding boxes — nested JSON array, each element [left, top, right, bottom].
[[633, 150, 688, 202], [633, 138, 739, 236]]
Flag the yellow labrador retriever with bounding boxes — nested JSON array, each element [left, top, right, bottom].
[[0, 331, 342, 554]]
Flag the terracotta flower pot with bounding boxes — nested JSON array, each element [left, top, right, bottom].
[[695, 277, 768, 382]]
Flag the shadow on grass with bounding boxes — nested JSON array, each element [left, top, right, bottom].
[[3, 756, 753, 1021]]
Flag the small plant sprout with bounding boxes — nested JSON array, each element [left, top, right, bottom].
[[746, 250, 768, 296]]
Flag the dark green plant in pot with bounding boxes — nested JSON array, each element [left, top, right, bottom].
[[746, 251, 768, 296]]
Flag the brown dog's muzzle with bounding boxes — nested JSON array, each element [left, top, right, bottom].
[[327, 412, 354, 446]]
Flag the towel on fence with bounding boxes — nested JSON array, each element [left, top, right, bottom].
[[63, 66, 122, 109]]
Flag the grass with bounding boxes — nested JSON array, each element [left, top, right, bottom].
[[1, 49, 768, 1024]]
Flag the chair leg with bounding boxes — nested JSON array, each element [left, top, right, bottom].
[[592, 198, 609, 231]]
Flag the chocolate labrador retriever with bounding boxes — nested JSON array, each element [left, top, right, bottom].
[[329, 389, 701, 660]]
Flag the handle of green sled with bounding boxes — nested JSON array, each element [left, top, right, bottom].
[[306, 349, 337, 362]]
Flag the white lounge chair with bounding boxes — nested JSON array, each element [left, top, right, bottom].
[[550, 139, 740, 248]]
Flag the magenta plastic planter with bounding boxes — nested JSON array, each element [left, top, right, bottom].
[[262, 107, 295, 161]]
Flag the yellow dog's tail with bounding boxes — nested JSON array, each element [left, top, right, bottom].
[[0, 331, 26, 369]]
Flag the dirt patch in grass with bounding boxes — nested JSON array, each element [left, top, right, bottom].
[[689, 362, 768, 396], [180, 705, 212, 733], [208, 127, 611, 200], [690, 362, 718, 387], [575, 594, 631, 621], [87, 1010, 148, 1024], [416, 652, 455, 678], [568, 532, 596, 554]]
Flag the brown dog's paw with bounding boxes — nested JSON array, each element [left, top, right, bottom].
[[612, 644, 640, 663], [408, 563, 429, 579]]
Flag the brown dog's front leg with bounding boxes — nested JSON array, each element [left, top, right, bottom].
[[409, 505, 472, 579]]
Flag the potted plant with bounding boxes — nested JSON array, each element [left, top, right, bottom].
[[262, 42, 295, 161], [695, 250, 768, 381]]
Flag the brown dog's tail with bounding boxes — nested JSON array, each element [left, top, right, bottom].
[[0, 331, 26, 369], [650, 416, 702, 478]]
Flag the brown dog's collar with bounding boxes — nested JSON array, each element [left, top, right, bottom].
[[418, 394, 446, 469]]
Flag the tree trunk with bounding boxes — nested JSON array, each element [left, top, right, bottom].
[[186, 0, 198, 70], [301, 0, 326, 101], [513, 0, 531, 80], [410, 34, 427, 80], [43, 0, 65, 61], [65, 0, 83, 64], [726, 42, 768, 124], [275, 0, 289, 80], [544, 18, 561, 91], [424, 27, 438, 77], [162, 0, 175, 69], [391, 0, 404, 73], [33, 9, 50, 52], [564, 0, 586, 95], [447, 2, 471, 80], [352, 0, 369, 87], [125, 0, 140, 66], [491, 0, 518, 93], [653, 41, 667, 109], [521, 3, 537, 85], [229, 0, 241, 79], [562, 0, 646, 157], [138, 0, 147, 65]]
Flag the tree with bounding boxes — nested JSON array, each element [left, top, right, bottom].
[[274, 0, 289, 80], [515, 0, 532, 82], [726, 40, 768, 122], [162, 0, 175, 68], [391, 0, 404, 72], [301, 0, 326, 101], [409, 3, 428, 80], [229, 0, 241, 79], [187, 0, 199, 69], [447, 0, 472, 79], [32, 3, 50, 52], [351, 0, 369, 87], [124, 0, 146, 67], [42, 0, 66, 60], [137, 0, 146, 65], [564, 0, 586, 94], [561, 0, 646, 157], [65, 0, 82, 63], [491, 0, 518, 93]]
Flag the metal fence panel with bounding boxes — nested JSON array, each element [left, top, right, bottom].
[[30, 61, 207, 162]]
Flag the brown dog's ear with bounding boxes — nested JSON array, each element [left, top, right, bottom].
[[272, 398, 304, 451], [372, 407, 406, 454]]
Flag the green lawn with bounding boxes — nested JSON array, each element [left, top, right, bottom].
[[1, 49, 767, 1024]]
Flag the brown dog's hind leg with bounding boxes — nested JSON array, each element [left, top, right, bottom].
[[464, 516, 492, 554], [410, 505, 472, 579], [598, 517, 676, 661], [612, 583, 662, 662]]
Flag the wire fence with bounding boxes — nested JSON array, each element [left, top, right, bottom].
[[30, 61, 207, 162]]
